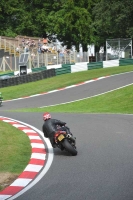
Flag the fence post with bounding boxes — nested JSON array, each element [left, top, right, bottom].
[[69, 53, 72, 63], [4, 39, 6, 49], [37, 52, 39, 67], [57, 53, 58, 64], [64, 53, 66, 64], [28, 54, 32, 69], [14, 56, 17, 71], [2, 57, 5, 71]]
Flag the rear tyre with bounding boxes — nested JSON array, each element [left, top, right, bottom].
[[62, 139, 77, 156]]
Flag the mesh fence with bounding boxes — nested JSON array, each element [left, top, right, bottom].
[[0, 52, 90, 71], [106, 38, 132, 60], [0, 56, 19, 71]]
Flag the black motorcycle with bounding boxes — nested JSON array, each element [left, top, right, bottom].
[[0, 93, 3, 106], [54, 128, 77, 156]]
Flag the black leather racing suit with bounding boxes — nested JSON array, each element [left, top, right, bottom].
[[42, 118, 67, 146]]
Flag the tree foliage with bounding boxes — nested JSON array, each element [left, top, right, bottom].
[[0, 0, 133, 49], [46, 1, 94, 50], [92, 0, 133, 46]]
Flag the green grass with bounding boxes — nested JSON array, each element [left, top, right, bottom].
[[0, 120, 31, 191], [0, 121, 31, 173], [1, 65, 133, 100]]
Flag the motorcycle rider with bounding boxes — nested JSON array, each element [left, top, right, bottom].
[[42, 112, 71, 148]]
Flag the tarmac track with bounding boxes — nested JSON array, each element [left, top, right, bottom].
[[1, 71, 133, 200], [1, 71, 133, 110]]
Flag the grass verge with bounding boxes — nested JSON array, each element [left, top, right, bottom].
[[0, 120, 31, 191]]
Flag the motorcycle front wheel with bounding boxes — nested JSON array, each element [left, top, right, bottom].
[[62, 139, 77, 156]]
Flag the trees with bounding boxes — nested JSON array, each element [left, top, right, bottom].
[[92, 0, 133, 46], [0, 0, 49, 37], [0, 0, 132, 50], [46, 0, 96, 51], [0, 0, 20, 37], [0, 0, 98, 51]]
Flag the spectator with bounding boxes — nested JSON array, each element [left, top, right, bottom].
[[24, 45, 29, 53], [31, 40, 36, 47], [66, 49, 70, 55], [59, 50, 64, 63], [38, 39, 41, 47], [52, 45, 56, 52], [25, 38, 31, 46], [22, 38, 25, 48], [43, 38, 48, 44], [38, 46, 41, 53], [41, 44, 49, 53], [43, 37, 51, 45], [16, 46, 20, 53]]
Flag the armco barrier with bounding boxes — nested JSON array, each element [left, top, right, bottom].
[[55, 65, 71, 75], [87, 61, 103, 70], [0, 72, 14, 78], [32, 66, 47, 72], [71, 62, 88, 73], [103, 60, 119, 68], [62, 63, 75, 68], [0, 69, 55, 88], [119, 58, 133, 66]]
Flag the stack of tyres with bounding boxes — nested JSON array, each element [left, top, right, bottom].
[[8, 77, 15, 86], [28, 74, 33, 82], [36, 72, 42, 81], [42, 70, 47, 78], [14, 77, 19, 85], [0, 68, 56, 88]]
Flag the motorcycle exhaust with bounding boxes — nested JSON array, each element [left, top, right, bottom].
[[67, 134, 76, 142]]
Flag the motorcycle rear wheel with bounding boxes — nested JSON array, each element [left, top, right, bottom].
[[62, 139, 77, 156]]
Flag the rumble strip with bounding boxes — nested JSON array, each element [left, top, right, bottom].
[[0, 116, 53, 200]]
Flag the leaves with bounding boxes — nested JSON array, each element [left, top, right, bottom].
[[92, 0, 133, 45], [0, 0, 132, 49]]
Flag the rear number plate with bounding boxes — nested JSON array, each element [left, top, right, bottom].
[[58, 134, 65, 141]]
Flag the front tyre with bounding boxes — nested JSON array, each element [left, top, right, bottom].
[[62, 139, 77, 156]]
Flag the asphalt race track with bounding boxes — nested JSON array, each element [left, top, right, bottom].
[[1, 71, 133, 110], [1, 71, 133, 200]]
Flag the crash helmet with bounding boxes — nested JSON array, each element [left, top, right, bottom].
[[43, 112, 51, 121]]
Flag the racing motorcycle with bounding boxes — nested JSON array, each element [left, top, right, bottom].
[[0, 92, 3, 106], [54, 127, 77, 156]]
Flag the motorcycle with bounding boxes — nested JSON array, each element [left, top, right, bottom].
[[54, 127, 77, 156], [0, 92, 3, 106]]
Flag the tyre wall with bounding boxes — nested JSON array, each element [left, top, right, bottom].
[[0, 69, 55, 88]]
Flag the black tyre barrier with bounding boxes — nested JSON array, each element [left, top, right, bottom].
[[0, 69, 56, 88], [14, 77, 19, 85], [42, 71, 47, 79]]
